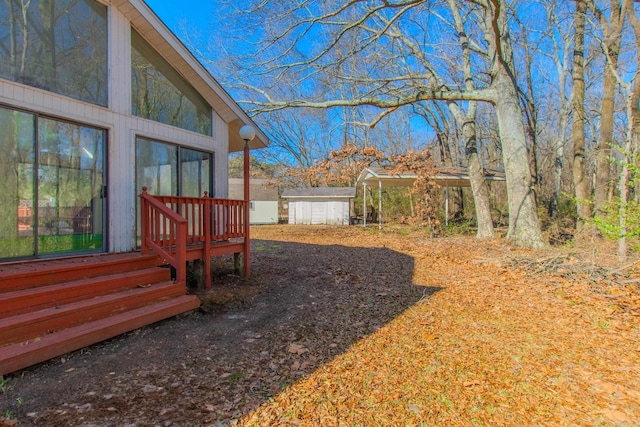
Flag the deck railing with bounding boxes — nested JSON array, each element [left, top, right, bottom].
[[139, 188, 248, 285], [152, 192, 247, 242]]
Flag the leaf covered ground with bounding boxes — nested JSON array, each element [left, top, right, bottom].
[[1, 225, 639, 426]]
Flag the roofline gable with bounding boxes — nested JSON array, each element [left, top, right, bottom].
[[114, 0, 268, 151]]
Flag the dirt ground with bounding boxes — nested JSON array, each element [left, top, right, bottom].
[[1, 225, 640, 426]]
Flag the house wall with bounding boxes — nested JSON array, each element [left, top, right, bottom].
[[287, 199, 351, 226], [0, 4, 229, 253], [251, 201, 279, 225]]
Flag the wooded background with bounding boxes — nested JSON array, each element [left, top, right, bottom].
[[187, 0, 640, 258]]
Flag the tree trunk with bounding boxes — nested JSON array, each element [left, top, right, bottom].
[[447, 0, 494, 239], [483, 1, 545, 247], [594, 0, 624, 214], [572, 0, 592, 229], [493, 71, 545, 248], [450, 103, 495, 238], [550, 106, 569, 219], [617, 0, 640, 260]]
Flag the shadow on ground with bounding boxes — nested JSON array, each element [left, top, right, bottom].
[[0, 238, 439, 426]]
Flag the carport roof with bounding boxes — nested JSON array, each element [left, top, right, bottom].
[[281, 187, 357, 199], [356, 166, 506, 188]]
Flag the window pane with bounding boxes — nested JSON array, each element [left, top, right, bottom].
[[131, 29, 212, 135], [0, 107, 35, 258], [0, 0, 108, 106], [180, 147, 211, 197], [37, 118, 105, 254], [136, 138, 178, 197]]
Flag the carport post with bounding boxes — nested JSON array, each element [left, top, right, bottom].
[[445, 185, 449, 226], [379, 179, 382, 230], [363, 182, 367, 227]]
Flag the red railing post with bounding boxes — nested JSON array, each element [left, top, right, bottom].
[[175, 220, 187, 284], [140, 187, 149, 254], [139, 189, 187, 285], [203, 192, 212, 289]]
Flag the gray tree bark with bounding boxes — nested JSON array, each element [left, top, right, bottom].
[[481, 1, 545, 247], [572, 0, 592, 229], [448, 0, 494, 238], [591, 0, 624, 214]]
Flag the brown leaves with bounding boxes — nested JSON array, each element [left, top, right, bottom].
[[5, 227, 640, 426], [288, 343, 308, 355], [233, 227, 640, 426]]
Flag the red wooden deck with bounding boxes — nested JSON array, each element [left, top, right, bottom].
[[0, 192, 250, 376], [140, 189, 250, 289]]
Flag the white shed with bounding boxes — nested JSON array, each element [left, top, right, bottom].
[[282, 187, 356, 225]]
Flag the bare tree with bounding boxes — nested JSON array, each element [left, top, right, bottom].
[[612, 0, 640, 260], [447, 0, 494, 238], [530, 0, 575, 219], [587, 0, 625, 214], [573, 0, 592, 229], [235, 0, 544, 247]]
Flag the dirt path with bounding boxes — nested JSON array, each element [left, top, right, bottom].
[[1, 226, 639, 426]]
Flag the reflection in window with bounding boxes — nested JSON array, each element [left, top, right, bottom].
[[136, 138, 178, 197], [0, 0, 108, 106], [131, 30, 212, 136], [37, 118, 105, 254], [0, 106, 105, 259], [135, 137, 213, 243], [180, 147, 212, 197], [0, 107, 35, 258]]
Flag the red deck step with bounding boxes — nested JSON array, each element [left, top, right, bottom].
[[0, 281, 185, 346], [0, 267, 172, 319], [0, 253, 162, 292], [0, 295, 201, 376]]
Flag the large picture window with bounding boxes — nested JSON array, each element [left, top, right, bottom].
[[131, 30, 212, 135], [135, 137, 213, 242], [0, 106, 106, 259], [0, 0, 108, 106], [135, 137, 213, 198]]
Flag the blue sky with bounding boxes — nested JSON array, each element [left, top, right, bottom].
[[145, 0, 214, 34]]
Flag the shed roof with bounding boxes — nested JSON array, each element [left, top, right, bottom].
[[356, 166, 506, 188], [116, 0, 268, 152], [228, 178, 278, 201], [281, 187, 357, 199]]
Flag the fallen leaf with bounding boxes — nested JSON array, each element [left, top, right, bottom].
[[288, 343, 308, 355]]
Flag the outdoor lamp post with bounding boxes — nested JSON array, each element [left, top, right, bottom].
[[240, 125, 255, 277]]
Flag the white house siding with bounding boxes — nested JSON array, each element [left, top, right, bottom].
[[311, 202, 326, 225], [251, 201, 278, 224], [214, 111, 229, 198], [0, 4, 230, 254]]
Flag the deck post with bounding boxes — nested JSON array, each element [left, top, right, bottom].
[[240, 125, 255, 277], [203, 192, 212, 289], [140, 187, 149, 254], [243, 141, 250, 276]]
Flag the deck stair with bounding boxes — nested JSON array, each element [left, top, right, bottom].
[[0, 252, 200, 376]]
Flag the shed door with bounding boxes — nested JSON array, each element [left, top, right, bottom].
[[288, 201, 296, 224], [327, 201, 348, 225], [311, 201, 327, 225]]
